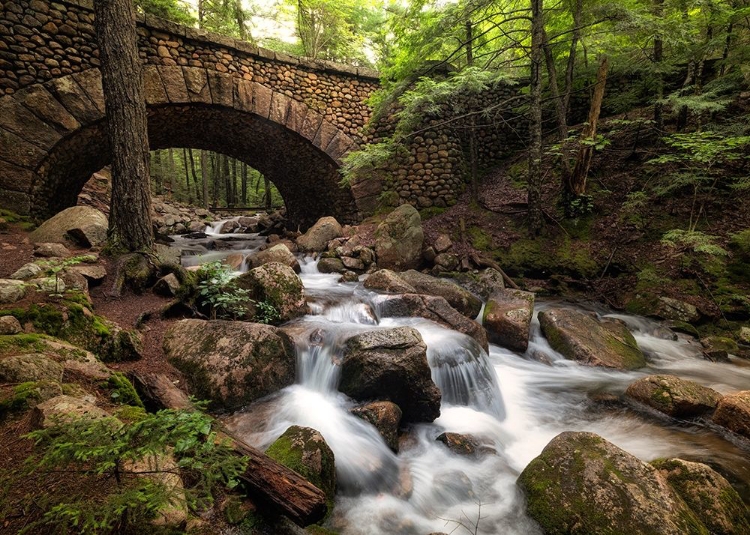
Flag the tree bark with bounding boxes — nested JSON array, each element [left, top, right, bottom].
[[241, 162, 248, 205], [166, 147, 176, 200], [200, 150, 209, 209], [528, 0, 545, 236], [563, 0, 582, 121], [95, 0, 153, 253], [182, 148, 192, 204], [653, 0, 664, 131], [569, 55, 609, 196], [153, 150, 163, 195]]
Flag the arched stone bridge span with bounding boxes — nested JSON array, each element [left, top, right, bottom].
[[0, 0, 381, 227]]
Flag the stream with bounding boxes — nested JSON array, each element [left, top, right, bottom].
[[173, 222, 750, 535]]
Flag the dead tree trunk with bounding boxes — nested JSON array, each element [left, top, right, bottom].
[[569, 56, 609, 197], [94, 0, 153, 252]]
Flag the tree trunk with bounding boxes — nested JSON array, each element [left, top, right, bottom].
[[153, 150, 163, 195], [528, 0, 545, 236], [235, 0, 247, 40], [182, 148, 192, 204], [720, 22, 732, 76], [542, 27, 573, 187], [653, 0, 664, 131], [166, 147, 176, 200], [200, 150, 209, 209], [569, 56, 609, 197], [563, 0, 582, 121], [95, 0, 153, 253], [241, 163, 248, 205]]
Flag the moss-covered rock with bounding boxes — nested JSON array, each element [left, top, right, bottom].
[[399, 270, 482, 318], [164, 319, 295, 409], [363, 269, 416, 294], [625, 375, 722, 418], [483, 289, 534, 352], [107, 372, 144, 408], [538, 308, 646, 370], [236, 262, 306, 324], [712, 390, 750, 439], [0, 353, 63, 383], [517, 431, 708, 535], [265, 425, 336, 509], [700, 336, 738, 362], [0, 380, 63, 418], [374, 204, 424, 271], [652, 458, 750, 535]]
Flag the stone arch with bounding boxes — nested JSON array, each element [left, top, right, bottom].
[[0, 67, 366, 228]]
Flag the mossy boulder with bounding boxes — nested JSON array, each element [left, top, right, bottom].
[[538, 308, 646, 370], [0, 279, 26, 304], [31, 394, 109, 429], [164, 319, 295, 409], [712, 390, 750, 439], [236, 262, 306, 324], [0, 353, 63, 383], [655, 297, 701, 323], [0, 315, 22, 334], [265, 425, 336, 506], [483, 289, 535, 352], [517, 431, 707, 535], [374, 204, 424, 271], [652, 458, 750, 535], [0, 380, 63, 417], [349, 401, 402, 453], [317, 257, 347, 274], [29, 206, 108, 248], [399, 270, 482, 318], [625, 375, 722, 418], [340, 327, 441, 423], [364, 269, 416, 294], [700, 336, 738, 363], [450, 268, 505, 300], [297, 216, 343, 253], [248, 244, 301, 273]]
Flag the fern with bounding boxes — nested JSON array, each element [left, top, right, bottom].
[[662, 230, 729, 257]]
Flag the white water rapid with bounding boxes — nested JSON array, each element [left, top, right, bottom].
[[173, 226, 750, 535]]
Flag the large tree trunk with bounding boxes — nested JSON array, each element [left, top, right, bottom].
[[200, 150, 209, 209], [569, 56, 609, 197], [528, 0, 545, 236], [166, 147, 176, 200], [182, 148, 192, 204], [653, 0, 664, 131], [153, 150, 163, 195], [95, 0, 153, 252], [563, 0, 582, 121]]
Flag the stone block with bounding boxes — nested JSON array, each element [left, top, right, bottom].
[[232, 78, 253, 112], [73, 69, 105, 114], [313, 120, 338, 151], [251, 82, 272, 118], [206, 70, 233, 107], [159, 65, 189, 103], [182, 67, 210, 103], [143, 65, 168, 105], [268, 91, 290, 124], [0, 95, 61, 149], [14, 85, 79, 132], [48, 74, 102, 124]]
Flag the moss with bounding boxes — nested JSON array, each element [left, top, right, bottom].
[[418, 206, 447, 220], [114, 405, 148, 422], [306, 526, 339, 535], [503, 237, 600, 279], [107, 373, 144, 408], [0, 380, 60, 418], [467, 226, 494, 251], [0, 333, 46, 355], [670, 321, 700, 337]]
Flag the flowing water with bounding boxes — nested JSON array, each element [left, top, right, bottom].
[[174, 226, 750, 535]]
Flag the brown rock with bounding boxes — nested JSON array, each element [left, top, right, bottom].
[[483, 289, 535, 352], [350, 401, 402, 452], [712, 390, 750, 439], [625, 375, 722, 418]]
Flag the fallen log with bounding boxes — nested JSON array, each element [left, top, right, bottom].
[[130, 372, 328, 526], [469, 253, 521, 290]]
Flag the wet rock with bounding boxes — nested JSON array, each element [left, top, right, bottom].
[[265, 425, 336, 504], [399, 270, 482, 318], [374, 205, 424, 271], [32, 395, 109, 429], [700, 336, 738, 362], [317, 257, 346, 274], [0, 315, 22, 335], [338, 271, 359, 283], [517, 431, 706, 535], [34, 242, 70, 258], [0, 353, 64, 383], [350, 401, 402, 452], [341, 256, 365, 271], [656, 297, 701, 323], [238, 216, 260, 232], [10, 262, 42, 280], [223, 253, 245, 271], [483, 289, 535, 352], [248, 244, 300, 273], [236, 263, 306, 323], [625, 375, 722, 418], [30, 206, 108, 248], [377, 294, 488, 352], [220, 220, 240, 234], [340, 327, 441, 423], [712, 390, 750, 439], [538, 308, 646, 370], [364, 269, 416, 294], [452, 268, 505, 300], [297, 216, 343, 252], [435, 432, 481, 456], [153, 273, 180, 297], [164, 319, 295, 409], [652, 458, 750, 535]]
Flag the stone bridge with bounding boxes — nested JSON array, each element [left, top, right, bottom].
[[0, 0, 381, 227]]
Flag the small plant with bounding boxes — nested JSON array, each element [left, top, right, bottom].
[[254, 299, 281, 325], [19, 407, 247, 534], [197, 262, 251, 320], [661, 229, 729, 257]]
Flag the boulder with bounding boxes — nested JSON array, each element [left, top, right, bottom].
[[30, 206, 108, 248], [339, 271, 359, 283], [340, 327, 441, 423], [220, 220, 240, 234], [452, 268, 505, 300], [538, 308, 646, 370], [32, 395, 109, 429], [317, 257, 346, 274], [350, 401, 402, 453], [236, 263, 306, 323], [70, 264, 107, 283], [248, 244, 300, 273], [483, 289, 535, 352], [653, 458, 750, 535], [0, 353, 64, 383], [712, 390, 750, 439], [700, 336, 738, 362], [153, 273, 181, 297], [625, 375, 722, 418], [517, 431, 706, 535], [374, 205, 424, 271], [265, 425, 336, 504], [377, 294, 489, 352], [433, 234, 452, 253], [435, 432, 483, 456], [0, 315, 22, 335], [399, 270, 482, 318], [34, 242, 71, 258], [11, 262, 43, 280], [656, 297, 701, 323], [223, 253, 245, 271], [364, 269, 416, 294], [433, 253, 459, 271], [297, 216, 343, 252], [0, 279, 27, 303], [164, 319, 295, 409], [739, 326, 750, 345]]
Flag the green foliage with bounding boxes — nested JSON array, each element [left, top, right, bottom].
[[662, 230, 729, 257], [107, 373, 144, 408], [135, 0, 194, 25], [254, 299, 281, 325], [21, 408, 246, 534], [197, 262, 251, 320]]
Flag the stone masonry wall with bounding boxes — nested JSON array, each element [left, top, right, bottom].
[[0, 0, 378, 141]]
